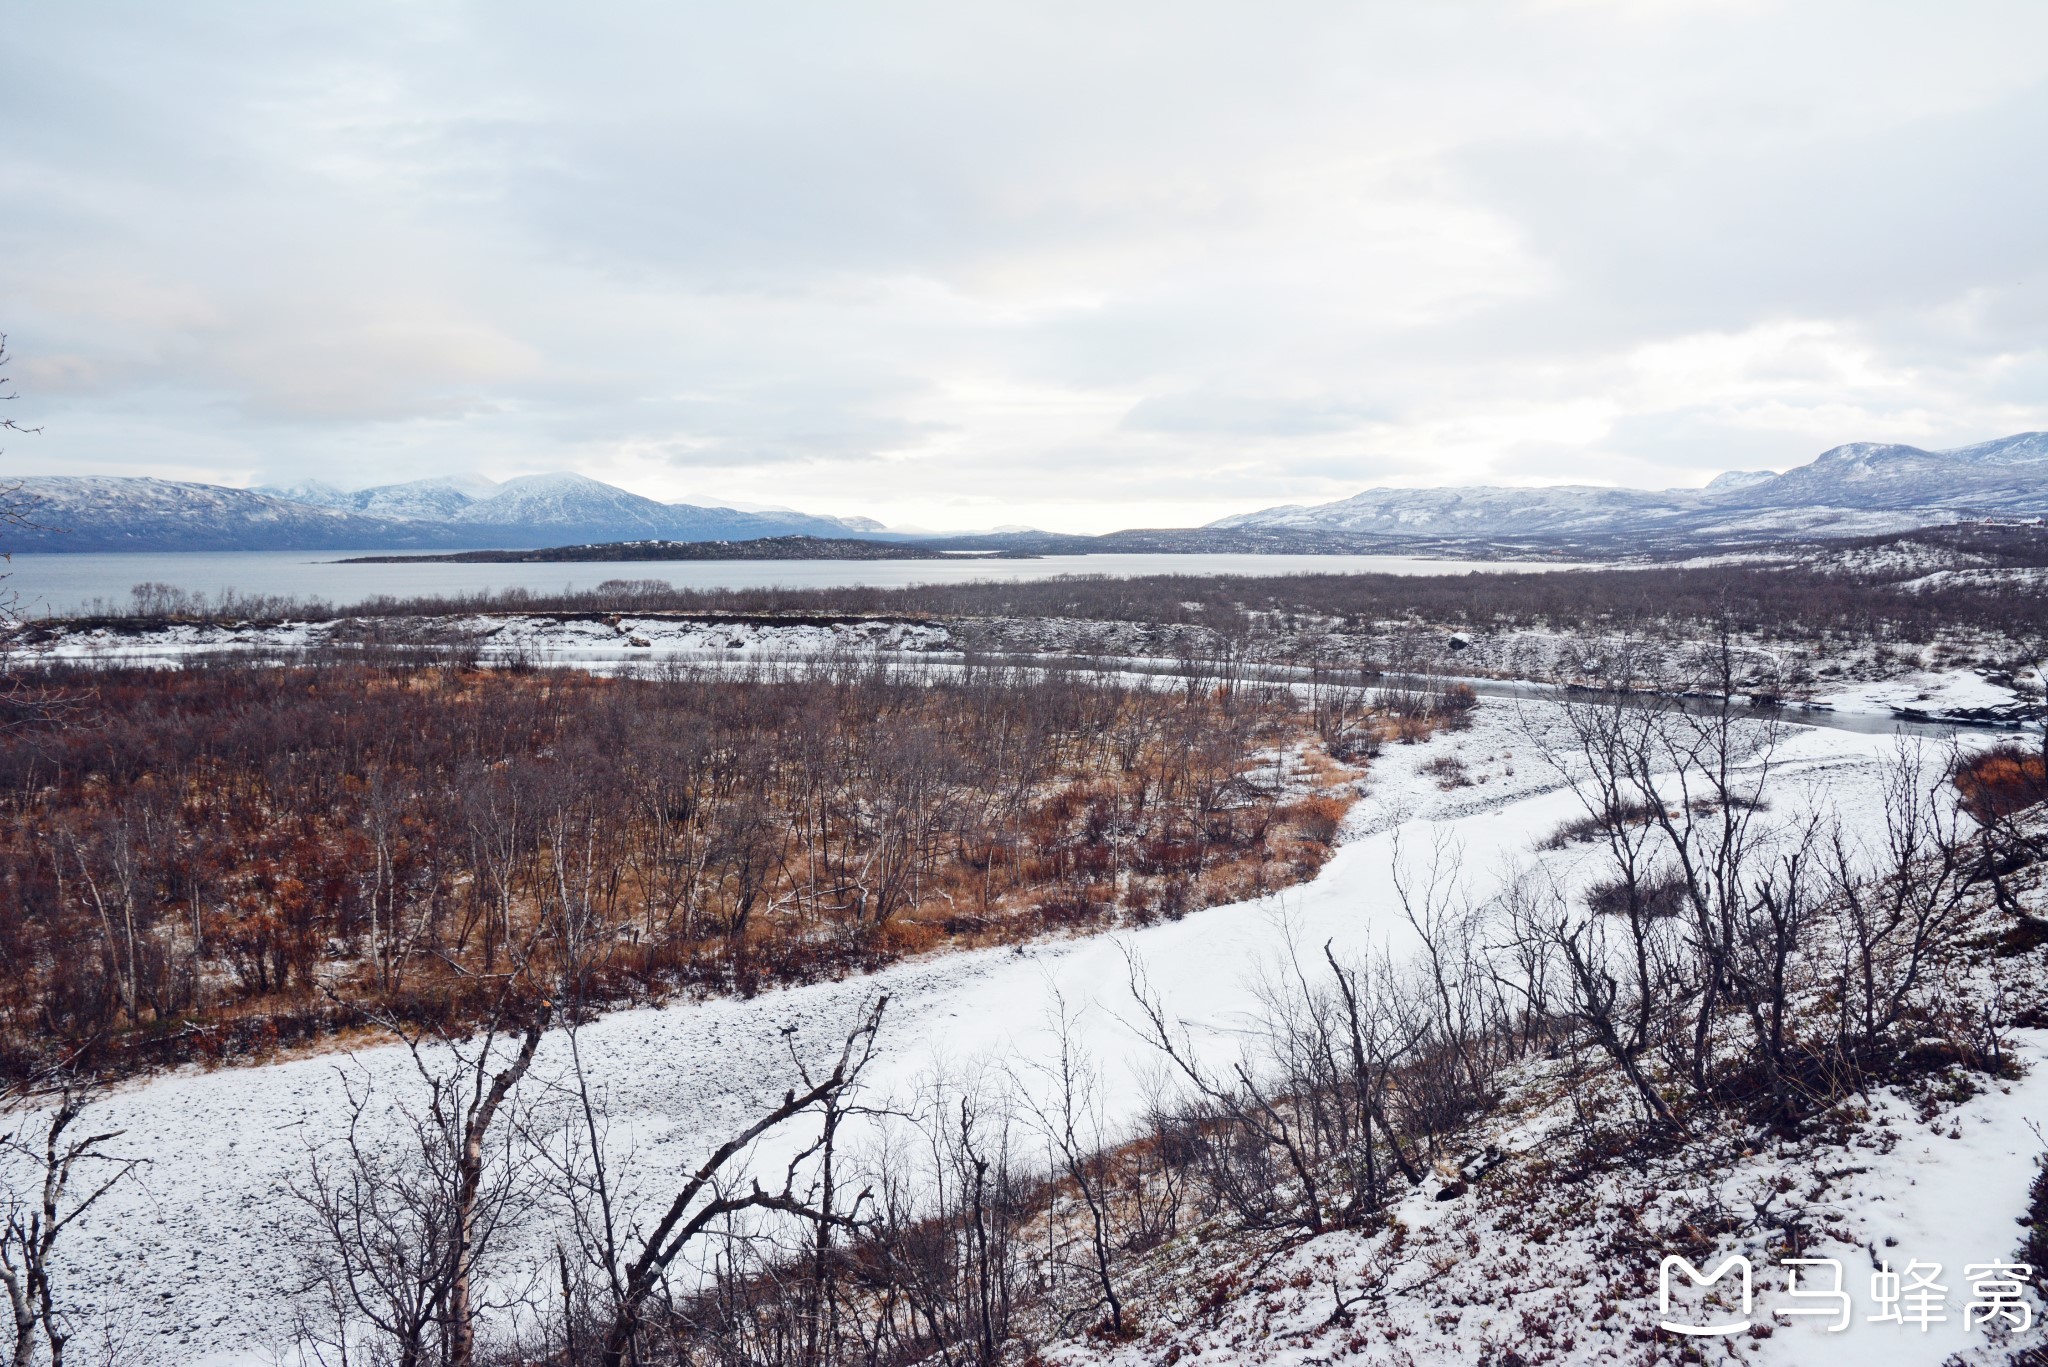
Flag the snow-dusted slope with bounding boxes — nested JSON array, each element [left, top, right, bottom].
[[6, 472, 895, 551], [1214, 431, 2048, 545], [1733, 431, 2048, 512], [440, 471, 892, 541], [41, 703, 2037, 1365], [258, 471, 881, 539], [0, 477, 443, 552], [1052, 1033, 2048, 1367], [450, 471, 671, 530], [255, 474, 502, 521], [1212, 484, 1693, 538]]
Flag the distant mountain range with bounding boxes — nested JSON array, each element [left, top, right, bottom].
[[1210, 432, 2048, 551], [1, 472, 891, 552], [8, 432, 2046, 555]]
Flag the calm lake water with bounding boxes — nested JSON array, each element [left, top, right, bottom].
[[3, 550, 1592, 617]]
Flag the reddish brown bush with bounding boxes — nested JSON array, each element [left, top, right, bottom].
[[1954, 743, 2048, 824]]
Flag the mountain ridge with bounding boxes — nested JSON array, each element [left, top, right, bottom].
[[10, 432, 2046, 554], [4, 472, 898, 552], [1211, 432, 2048, 546]]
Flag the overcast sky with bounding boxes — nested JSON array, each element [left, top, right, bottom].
[[4, 2, 2046, 533]]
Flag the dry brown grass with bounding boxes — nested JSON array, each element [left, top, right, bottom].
[[0, 662, 1395, 1077]]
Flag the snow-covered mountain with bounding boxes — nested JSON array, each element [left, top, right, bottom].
[[253, 474, 501, 521], [14, 434, 2046, 556], [6, 471, 897, 551], [1726, 431, 2048, 511], [269, 470, 884, 541], [0, 477, 448, 552], [1213, 431, 2048, 547]]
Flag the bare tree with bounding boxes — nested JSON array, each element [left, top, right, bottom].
[[1322, 941, 1424, 1207], [1125, 951, 1333, 1236], [297, 922, 552, 1367], [0, 335, 40, 563], [560, 997, 889, 1367], [1390, 832, 1505, 1127], [1828, 739, 1973, 1074], [1523, 653, 1801, 1111], [1016, 992, 1125, 1339], [294, 1073, 466, 1367], [0, 1078, 145, 1367]]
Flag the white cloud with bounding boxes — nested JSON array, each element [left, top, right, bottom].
[[2, 1, 2045, 532]]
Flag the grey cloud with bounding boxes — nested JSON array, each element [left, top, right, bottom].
[[1452, 81, 2048, 339]]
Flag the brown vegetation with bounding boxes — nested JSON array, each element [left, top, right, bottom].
[[12, 674, 2037, 1366], [0, 658, 1374, 1081], [1955, 741, 2048, 824]]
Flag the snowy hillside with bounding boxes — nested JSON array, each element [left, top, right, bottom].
[[254, 474, 502, 521], [37, 697, 2046, 1365], [1743, 432, 2048, 512], [5, 471, 898, 551], [1214, 431, 2048, 547], [0, 477, 446, 552]]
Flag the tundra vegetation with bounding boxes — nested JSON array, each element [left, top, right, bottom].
[[34, 523, 2048, 728], [0, 652, 1442, 1082], [12, 671, 2037, 1367], [345, 699, 2045, 1365]]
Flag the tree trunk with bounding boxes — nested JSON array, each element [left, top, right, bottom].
[[447, 1007, 549, 1367]]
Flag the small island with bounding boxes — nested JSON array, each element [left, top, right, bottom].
[[340, 536, 1039, 564]]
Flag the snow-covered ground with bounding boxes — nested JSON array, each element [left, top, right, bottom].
[[1813, 666, 2033, 721], [1896, 565, 2048, 593], [38, 697, 2037, 1365], [1051, 1034, 2048, 1367], [11, 612, 2042, 738], [5, 612, 954, 667]]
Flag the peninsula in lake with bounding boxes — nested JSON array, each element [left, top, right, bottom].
[[339, 535, 1037, 564]]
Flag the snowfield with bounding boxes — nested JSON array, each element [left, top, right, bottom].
[[38, 697, 2044, 1365], [1812, 666, 2031, 720], [7, 612, 955, 668]]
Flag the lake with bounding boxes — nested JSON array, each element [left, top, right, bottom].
[[2, 549, 1594, 617]]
